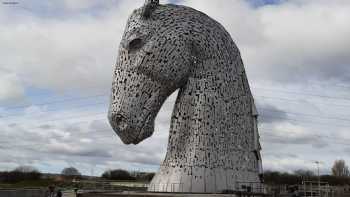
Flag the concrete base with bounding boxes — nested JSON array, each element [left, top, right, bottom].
[[79, 191, 270, 197], [78, 191, 237, 197]]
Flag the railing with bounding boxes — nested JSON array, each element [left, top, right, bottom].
[[235, 181, 266, 194], [300, 181, 332, 197], [73, 180, 148, 191], [147, 181, 266, 194], [75, 180, 268, 195], [147, 183, 184, 193]]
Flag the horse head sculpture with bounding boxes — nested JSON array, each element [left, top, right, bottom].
[[108, 0, 263, 193]]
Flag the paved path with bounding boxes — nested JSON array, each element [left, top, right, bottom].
[[63, 191, 75, 197]]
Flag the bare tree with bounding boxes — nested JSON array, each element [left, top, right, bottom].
[[332, 160, 349, 177]]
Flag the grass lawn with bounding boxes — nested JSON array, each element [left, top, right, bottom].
[[0, 179, 55, 188]]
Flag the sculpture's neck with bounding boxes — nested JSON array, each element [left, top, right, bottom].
[[150, 34, 262, 193], [162, 58, 257, 171]]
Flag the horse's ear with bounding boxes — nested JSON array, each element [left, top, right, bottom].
[[141, 0, 159, 19]]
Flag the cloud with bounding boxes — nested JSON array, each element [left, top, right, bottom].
[[0, 0, 144, 94], [0, 89, 172, 174], [61, 0, 106, 11], [0, 70, 25, 103], [46, 139, 112, 158], [249, 0, 350, 83], [0, 0, 348, 93], [265, 131, 328, 148], [263, 157, 316, 173], [180, 0, 350, 84], [256, 102, 288, 124], [261, 123, 329, 148], [38, 124, 55, 129], [247, 0, 287, 7], [1, 0, 349, 175]]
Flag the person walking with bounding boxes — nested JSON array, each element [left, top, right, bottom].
[[45, 185, 55, 197], [56, 189, 62, 197], [74, 188, 79, 197]]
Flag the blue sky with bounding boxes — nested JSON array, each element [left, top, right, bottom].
[[1, 0, 350, 176]]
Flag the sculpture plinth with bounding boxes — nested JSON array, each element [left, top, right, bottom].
[[108, 0, 263, 193]]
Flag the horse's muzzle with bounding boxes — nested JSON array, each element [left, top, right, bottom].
[[108, 112, 139, 144]]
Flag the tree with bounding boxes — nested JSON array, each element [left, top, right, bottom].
[[320, 175, 350, 186], [332, 160, 349, 177], [134, 172, 155, 182], [143, 173, 155, 182], [14, 166, 39, 173], [61, 167, 81, 177], [101, 169, 135, 180], [0, 166, 42, 183], [263, 171, 301, 185], [294, 169, 315, 178]]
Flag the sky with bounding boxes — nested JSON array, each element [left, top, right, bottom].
[[0, 0, 350, 176]]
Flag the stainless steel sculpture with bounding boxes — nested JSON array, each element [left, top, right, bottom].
[[108, 0, 263, 193]]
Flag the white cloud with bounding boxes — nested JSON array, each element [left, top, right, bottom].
[[0, 89, 174, 174], [249, 0, 350, 82], [0, 70, 24, 103], [180, 0, 350, 83], [62, 0, 103, 11], [0, 0, 144, 93], [263, 157, 316, 173], [1, 0, 350, 174]]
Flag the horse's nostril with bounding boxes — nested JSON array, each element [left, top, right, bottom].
[[114, 114, 123, 122], [113, 114, 128, 130]]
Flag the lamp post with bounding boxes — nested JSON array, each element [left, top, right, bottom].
[[314, 161, 322, 196]]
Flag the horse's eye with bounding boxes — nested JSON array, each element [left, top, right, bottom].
[[128, 38, 144, 51]]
